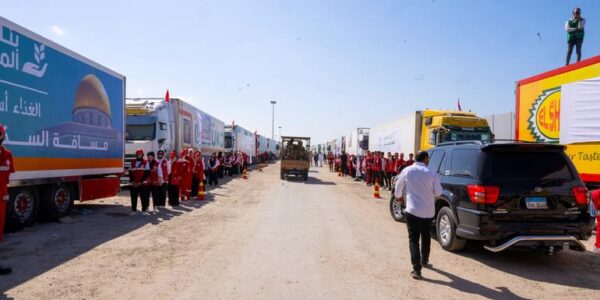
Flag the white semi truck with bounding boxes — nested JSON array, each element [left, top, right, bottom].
[[124, 98, 225, 183]]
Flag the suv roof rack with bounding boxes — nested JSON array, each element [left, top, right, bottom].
[[436, 141, 483, 147]]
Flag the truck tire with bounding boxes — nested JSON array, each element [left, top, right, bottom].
[[6, 187, 39, 231], [303, 171, 308, 181], [389, 194, 406, 223], [436, 207, 466, 252], [280, 170, 285, 180], [41, 184, 74, 220]]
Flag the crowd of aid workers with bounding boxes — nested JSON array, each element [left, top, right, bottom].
[[127, 148, 255, 216]]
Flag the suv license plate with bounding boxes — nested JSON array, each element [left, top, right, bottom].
[[525, 197, 548, 209]]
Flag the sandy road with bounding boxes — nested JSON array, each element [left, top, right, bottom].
[[1, 163, 599, 299]]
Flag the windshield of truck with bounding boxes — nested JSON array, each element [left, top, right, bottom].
[[126, 124, 156, 141], [443, 130, 490, 142], [482, 151, 573, 181], [224, 134, 233, 149]]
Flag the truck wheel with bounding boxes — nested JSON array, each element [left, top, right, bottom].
[[303, 172, 308, 181], [436, 207, 466, 252], [42, 184, 74, 220], [389, 194, 405, 223], [280, 170, 285, 180], [6, 187, 39, 231]]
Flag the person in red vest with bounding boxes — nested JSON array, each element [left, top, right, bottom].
[[184, 149, 195, 199], [406, 153, 415, 166], [193, 150, 205, 199], [147, 151, 161, 213], [0, 125, 15, 275], [373, 152, 383, 186], [396, 152, 406, 174], [591, 189, 600, 254], [156, 149, 168, 209], [129, 148, 150, 216], [263, 151, 269, 164], [385, 152, 396, 190], [328, 152, 334, 172], [365, 151, 373, 186], [167, 151, 182, 206], [242, 152, 249, 171], [177, 149, 190, 201]]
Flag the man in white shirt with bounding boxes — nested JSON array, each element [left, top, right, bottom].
[[394, 151, 442, 279]]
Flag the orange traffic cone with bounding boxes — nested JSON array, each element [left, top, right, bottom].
[[373, 177, 381, 198], [243, 168, 248, 179], [198, 180, 205, 200], [259, 164, 263, 172]]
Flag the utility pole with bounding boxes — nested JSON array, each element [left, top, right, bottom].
[[270, 101, 277, 140]]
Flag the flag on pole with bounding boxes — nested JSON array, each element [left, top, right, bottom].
[[165, 89, 170, 102], [457, 98, 462, 111]]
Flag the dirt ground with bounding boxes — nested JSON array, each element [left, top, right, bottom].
[[1, 163, 599, 300]]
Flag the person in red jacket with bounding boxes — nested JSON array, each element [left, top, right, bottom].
[[178, 149, 191, 201], [396, 152, 407, 174], [167, 151, 182, 206], [373, 152, 383, 186], [147, 151, 161, 213], [406, 153, 415, 166], [193, 150, 205, 199], [365, 151, 373, 186], [0, 125, 15, 275], [156, 149, 168, 209], [129, 149, 150, 215], [591, 189, 600, 254]]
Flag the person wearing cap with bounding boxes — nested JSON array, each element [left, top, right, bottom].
[[167, 151, 181, 206], [129, 149, 150, 216], [147, 151, 161, 213], [156, 149, 168, 208], [565, 7, 586, 65], [207, 153, 220, 186], [0, 125, 15, 275]]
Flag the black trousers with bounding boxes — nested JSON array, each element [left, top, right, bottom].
[[150, 185, 160, 208], [384, 171, 394, 188], [130, 185, 150, 212], [191, 175, 199, 197], [159, 183, 167, 206], [208, 171, 218, 186], [566, 39, 583, 65], [406, 213, 432, 273], [341, 164, 348, 176], [167, 183, 179, 206]]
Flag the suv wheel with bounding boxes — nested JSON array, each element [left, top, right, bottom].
[[389, 194, 405, 222], [436, 207, 466, 252]]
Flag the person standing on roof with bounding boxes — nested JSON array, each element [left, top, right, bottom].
[[565, 7, 585, 65], [395, 151, 443, 280]]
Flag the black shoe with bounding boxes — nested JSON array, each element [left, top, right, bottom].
[[421, 261, 433, 269], [410, 271, 422, 280], [0, 266, 12, 275]]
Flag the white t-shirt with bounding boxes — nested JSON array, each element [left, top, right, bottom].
[[394, 162, 443, 219]]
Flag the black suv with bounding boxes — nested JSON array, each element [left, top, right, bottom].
[[390, 142, 594, 253]]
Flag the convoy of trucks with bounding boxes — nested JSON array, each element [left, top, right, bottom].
[[368, 110, 492, 155], [515, 55, 600, 189], [124, 97, 225, 181], [0, 17, 125, 229]]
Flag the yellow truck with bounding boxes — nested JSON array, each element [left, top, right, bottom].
[[516, 55, 600, 188], [369, 110, 492, 154]]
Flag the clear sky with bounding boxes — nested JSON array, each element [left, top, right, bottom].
[[3, 0, 599, 144]]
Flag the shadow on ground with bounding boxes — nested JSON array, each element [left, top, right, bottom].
[[0, 163, 262, 296]]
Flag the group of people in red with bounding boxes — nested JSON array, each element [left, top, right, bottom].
[[128, 148, 250, 216], [327, 151, 414, 189]]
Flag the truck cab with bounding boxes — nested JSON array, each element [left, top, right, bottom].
[[124, 98, 173, 183], [420, 110, 492, 151]]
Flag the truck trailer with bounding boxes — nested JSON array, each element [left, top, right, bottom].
[[225, 124, 256, 163], [369, 110, 491, 155], [345, 128, 369, 157], [516, 55, 600, 188], [0, 17, 125, 229]]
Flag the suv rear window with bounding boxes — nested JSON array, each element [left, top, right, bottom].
[[482, 151, 573, 181], [450, 149, 479, 177]]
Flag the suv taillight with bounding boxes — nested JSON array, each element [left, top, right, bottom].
[[467, 185, 500, 204], [571, 186, 589, 205]]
